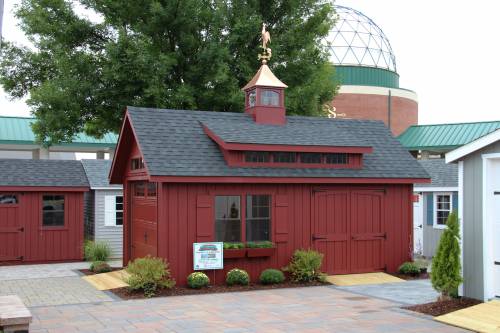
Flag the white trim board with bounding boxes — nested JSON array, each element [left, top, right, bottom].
[[338, 85, 419, 102], [413, 186, 458, 193], [446, 129, 500, 163], [458, 161, 464, 296]]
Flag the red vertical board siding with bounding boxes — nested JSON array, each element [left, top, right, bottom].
[[0, 191, 85, 263], [123, 183, 413, 285]]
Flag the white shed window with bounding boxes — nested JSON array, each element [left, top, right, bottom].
[[434, 193, 452, 228], [105, 195, 123, 227]]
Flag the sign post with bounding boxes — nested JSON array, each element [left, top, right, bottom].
[[193, 242, 223, 271]]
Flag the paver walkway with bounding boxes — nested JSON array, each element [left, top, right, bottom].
[[29, 286, 469, 333], [335, 279, 439, 305], [0, 261, 121, 307]]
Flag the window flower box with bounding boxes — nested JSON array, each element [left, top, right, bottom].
[[246, 247, 275, 257], [223, 249, 246, 259]]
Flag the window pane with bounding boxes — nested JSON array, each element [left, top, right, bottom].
[[215, 196, 241, 242], [43, 195, 65, 227], [246, 195, 271, 241], [245, 151, 270, 163], [261, 90, 279, 106], [248, 90, 256, 107], [147, 183, 157, 197], [134, 182, 145, 197], [0, 194, 17, 204], [273, 152, 296, 163], [300, 153, 322, 164], [325, 153, 348, 164]]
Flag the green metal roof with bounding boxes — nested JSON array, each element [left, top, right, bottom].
[[334, 65, 400, 89], [397, 121, 500, 151], [0, 116, 117, 147]]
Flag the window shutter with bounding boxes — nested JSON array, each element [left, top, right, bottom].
[[426, 193, 434, 226], [196, 194, 213, 242], [104, 195, 117, 226], [275, 194, 289, 243], [452, 193, 458, 213]]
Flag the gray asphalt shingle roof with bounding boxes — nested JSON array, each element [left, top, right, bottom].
[[415, 159, 458, 188], [81, 159, 122, 189], [127, 107, 429, 179], [0, 159, 89, 187], [202, 118, 371, 147]]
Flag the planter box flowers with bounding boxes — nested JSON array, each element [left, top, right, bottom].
[[246, 241, 276, 257], [223, 242, 246, 259]]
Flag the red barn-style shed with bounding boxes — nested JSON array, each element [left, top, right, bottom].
[[0, 159, 89, 264], [110, 62, 429, 285]]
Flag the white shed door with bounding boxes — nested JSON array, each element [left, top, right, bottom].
[[492, 160, 500, 298]]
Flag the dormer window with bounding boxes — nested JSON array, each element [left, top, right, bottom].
[[261, 90, 280, 106], [245, 151, 270, 163], [325, 153, 348, 164], [248, 90, 256, 107], [300, 153, 322, 164], [273, 152, 296, 163]]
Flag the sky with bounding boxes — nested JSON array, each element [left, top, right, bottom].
[[1, 0, 499, 125]]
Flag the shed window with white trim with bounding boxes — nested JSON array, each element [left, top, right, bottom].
[[434, 193, 452, 228], [105, 195, 124, 226]]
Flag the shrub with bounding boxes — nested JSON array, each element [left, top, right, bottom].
[[90, 261, 112, 273], [223, 242, 245, 250], [187, 272, 210, 289], [284, 249, 324, 283], [398, 262, 420, 275], [431, 211, 463, 299], [84, 241, 111, 262], [226, 268, 250, 286], [126, 256, 175, 297], [260, 269, 285, 285], [246, 241, 274, 248]]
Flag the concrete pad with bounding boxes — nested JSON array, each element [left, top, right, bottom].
[[326, 272, 405, 286], [435, 300, 500, 333], [82, 270, 130, 290]]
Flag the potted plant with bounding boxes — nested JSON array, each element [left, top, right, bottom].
[[223, 242, 246, 258], [246, 241, 276, 257]]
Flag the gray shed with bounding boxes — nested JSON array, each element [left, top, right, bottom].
[[81, 159, 123, 259], [413, 159, 458, 257], [446, 129, 500, 301]]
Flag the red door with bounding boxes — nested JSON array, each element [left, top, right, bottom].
[[313, 189, 386, 275], [313, 191, 350, 274], [0, 194, 22, 262], [350, 190, 385, 273], [131, 183, 158, 259]]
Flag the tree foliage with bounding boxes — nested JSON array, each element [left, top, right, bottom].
[[431, 211, 463, 299], [1, 0, 337, 144]]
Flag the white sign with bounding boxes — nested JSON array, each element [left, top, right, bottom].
[[193, 242, 223, 270]]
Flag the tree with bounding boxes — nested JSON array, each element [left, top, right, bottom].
[[0, 0, 337, 145], [431, 211, 463, 300]]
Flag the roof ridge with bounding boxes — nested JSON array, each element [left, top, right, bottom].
[[405, 120, 500, 129], [0, 115, 34, 120]]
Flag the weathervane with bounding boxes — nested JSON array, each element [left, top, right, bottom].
[[258, 23, 272, 64], [324, 104, 346, 119]]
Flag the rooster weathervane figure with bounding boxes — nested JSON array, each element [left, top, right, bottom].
[[258, 23, 272, 64]]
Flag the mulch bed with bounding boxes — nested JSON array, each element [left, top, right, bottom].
[[404, 297, 482, 317], [110, 281, 327, 300], [392, 272, 430, 280], [78, 268, 123, 276]]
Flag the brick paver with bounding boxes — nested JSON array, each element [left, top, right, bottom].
[[0, 277, 114, 307], [335, 279, 440, 305], [29, 286, 469, 333]]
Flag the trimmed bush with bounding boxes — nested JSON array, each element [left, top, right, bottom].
[[431, 211, 463, 299], [398, 262, 420, 275], [126, 256, 175, 297], [187, 272, 210, 289], [90, 261, 112, 273], [223, 242, 245, 250], [226, 268, 250, 286], [246, 241, 274, 248], [260, 269, 285, 285], [284, 249, 324, 283], [84, 241, 111, 262]]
